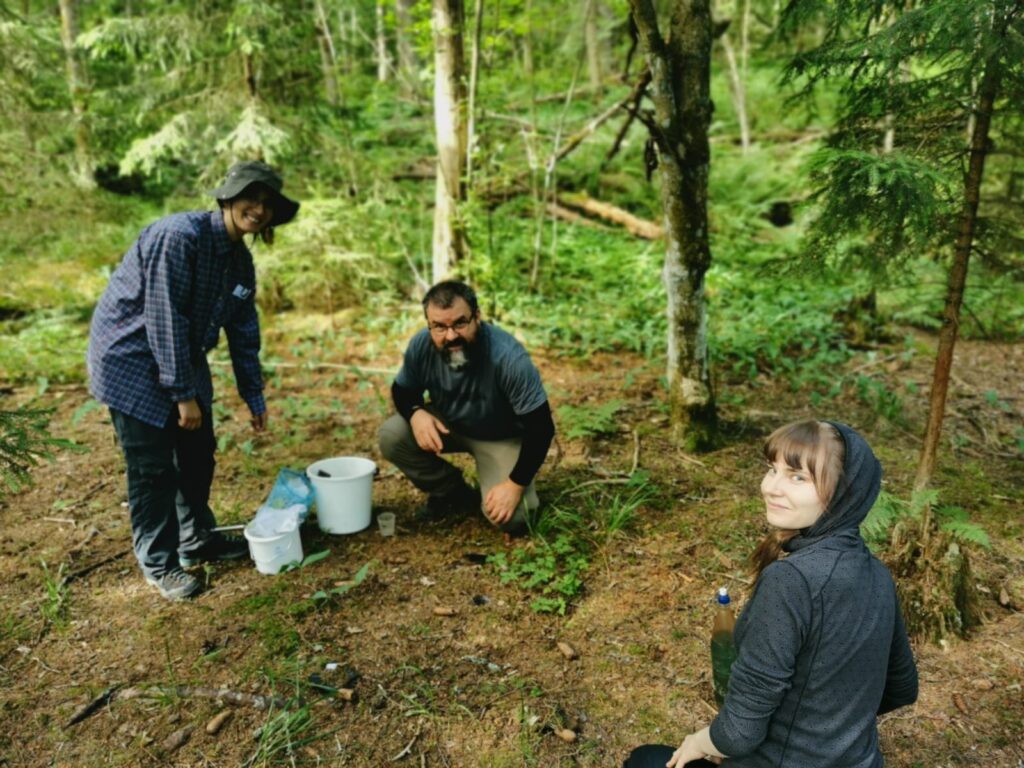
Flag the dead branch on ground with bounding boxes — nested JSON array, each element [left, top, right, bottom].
[[557, 192, 663, 239], [545, 202, 612, 231], [119, 685, 287, 710]]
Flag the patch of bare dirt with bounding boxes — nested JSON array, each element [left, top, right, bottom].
[[0, 332, 1021, 767]]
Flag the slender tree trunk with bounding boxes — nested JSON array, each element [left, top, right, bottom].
[[466, 0, 484, 184], [719, 31, 749, 153], [628, 0, 717, 449], [58, 0, 95, 189], [316, 0, 339, 106], [530, 64, 582, 293], [738, 0, 749, 85], [396, 0, 419, 97], [432, 0, 468, 281], [522, 0, 534, 79], [376, 1, 390, 81], [915, 62, 1000, 494], [585, 0, 603, 95], [319, 38, 339, 105]]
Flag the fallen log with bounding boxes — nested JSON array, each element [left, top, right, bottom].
[[556, 192, 663, 240], [545, 202, 612, 231]]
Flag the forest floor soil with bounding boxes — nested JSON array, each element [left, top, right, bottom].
[[1, 327, 1022, 767]]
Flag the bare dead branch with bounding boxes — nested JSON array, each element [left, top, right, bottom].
[[557, 191, 663, 239]]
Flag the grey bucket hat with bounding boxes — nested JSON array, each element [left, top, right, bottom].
[[209, 160, 300, 227]]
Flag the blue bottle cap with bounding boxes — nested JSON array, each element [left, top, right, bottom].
[[717, 586, 730, 605]]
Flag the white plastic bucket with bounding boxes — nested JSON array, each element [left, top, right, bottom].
[[307, 456, 376, 534], [244, 523, 304, 575]]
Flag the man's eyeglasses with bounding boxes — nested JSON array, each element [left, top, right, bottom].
[[428, 316, 474, 336]]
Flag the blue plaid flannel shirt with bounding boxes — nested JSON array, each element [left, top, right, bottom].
[[87, 210, 266, 428]]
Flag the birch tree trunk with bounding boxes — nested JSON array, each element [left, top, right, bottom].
[[396, 0, 419, 98], [585, 0, 603, 95], [376, 1, 390, 82], [522, 0, 534, 80], [315, 0, 339, 106], [915, 61, 1001, 495], [58, 0, 95, 189], [432, 0, 468, 281], [628, 0, 717, 449], [719, 30, 749, 153], [466, 0, 485, 184]]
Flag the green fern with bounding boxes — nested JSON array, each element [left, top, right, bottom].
[[862, 489, 989, 551], [861, 490, 903, 547], [935, 507, 991, 550], [555, 399, 625, 440]]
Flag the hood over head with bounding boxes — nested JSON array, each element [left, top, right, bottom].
[[785, 421, 881, 552]]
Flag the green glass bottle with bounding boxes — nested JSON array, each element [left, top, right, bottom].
[[711, 586, 738, 706]]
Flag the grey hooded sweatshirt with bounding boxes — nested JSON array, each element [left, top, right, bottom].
[[709, 422, 918, 768]]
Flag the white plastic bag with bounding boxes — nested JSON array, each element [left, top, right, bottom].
[[247, 503, 304, 537]]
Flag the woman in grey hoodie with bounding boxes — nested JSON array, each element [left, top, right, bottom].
[[625, 420, 918, 768]]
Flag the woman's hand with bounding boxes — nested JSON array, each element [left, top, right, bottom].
[[251, 409, 268, 432], [177, 399, 202, 431], [666, 727, 724, 767]]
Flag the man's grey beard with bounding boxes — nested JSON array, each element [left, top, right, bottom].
[[444, 346, 469, 370]]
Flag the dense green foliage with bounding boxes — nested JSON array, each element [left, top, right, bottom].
[[780, 0, 1024, 321], [0, 0, 1021, 439]]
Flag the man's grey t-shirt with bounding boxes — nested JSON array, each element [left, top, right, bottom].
[[394, 322, 548, 441]]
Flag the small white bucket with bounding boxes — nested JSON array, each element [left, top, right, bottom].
[[244, 523, 303, 575], [307, 456, 376, 534]]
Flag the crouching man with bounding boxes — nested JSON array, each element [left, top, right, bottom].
[[379, 281, 555, 536]]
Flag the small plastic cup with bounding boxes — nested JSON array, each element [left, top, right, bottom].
[[377, 511, 396, 537]]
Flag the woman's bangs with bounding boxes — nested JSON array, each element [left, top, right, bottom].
[[764, 421, 821, 473]]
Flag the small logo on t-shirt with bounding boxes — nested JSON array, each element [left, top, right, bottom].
[[232, 284, 253, 299]]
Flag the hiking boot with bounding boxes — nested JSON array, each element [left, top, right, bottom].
[[415, 483, 481, 522], [146, 569, 202, 601], [179, 533, 250, 568]]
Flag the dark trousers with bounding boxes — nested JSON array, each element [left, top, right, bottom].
[[623, 745, 719, 768], [110, 408, 218, 578]]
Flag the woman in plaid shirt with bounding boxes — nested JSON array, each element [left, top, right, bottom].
[[87, 161, 300, 600]]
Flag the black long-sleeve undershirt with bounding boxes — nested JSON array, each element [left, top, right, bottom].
[[391, 380, 425, 421], [390, 381, 554, 487]]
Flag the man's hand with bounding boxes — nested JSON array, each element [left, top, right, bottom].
[[410, 409, 449, 454], [484, 479, 525, 525], [251, 410, 268, 432], [177, 399, 202, 430]]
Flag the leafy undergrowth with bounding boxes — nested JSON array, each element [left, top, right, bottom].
[[0, 336, 1022, 767]]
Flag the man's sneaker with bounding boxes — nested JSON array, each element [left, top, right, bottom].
[[415, 483, 481, 522], [179, 533, 250, 568], [146, 569, 202, 601]]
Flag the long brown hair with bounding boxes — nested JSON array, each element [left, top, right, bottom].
[[749, 420, 844, 582]]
